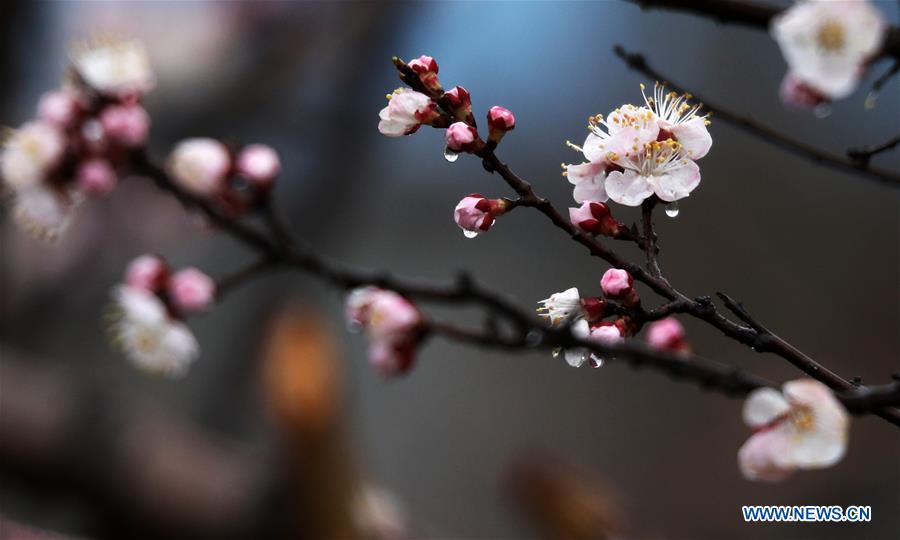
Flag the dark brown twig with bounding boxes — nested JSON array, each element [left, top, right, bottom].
[[623, 0, 900, 63], [847, 134, 900, 167], [612, 46, 900, 188], [641, 197, 662, 277]]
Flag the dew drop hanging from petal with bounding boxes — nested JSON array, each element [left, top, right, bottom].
[[463, 229, 480, 239], [664, 201, 680, 218], [443, 147, 459, 162]]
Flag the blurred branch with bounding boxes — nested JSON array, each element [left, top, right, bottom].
[[623, 0, 900, 63], [216, 258, 277, 299], [612, 45, 900, 188], [847, 134, 900, 168]]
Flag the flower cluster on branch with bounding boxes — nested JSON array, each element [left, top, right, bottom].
[[2, 0, 899, 490]]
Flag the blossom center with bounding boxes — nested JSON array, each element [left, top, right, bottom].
[[790, 406, 816, 432], [134, 328, 160, 353], [816, 21, 846, 53]]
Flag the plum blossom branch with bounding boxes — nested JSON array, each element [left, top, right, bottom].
[[612, 45, 900, 188], [123, 145, 900, 417], [624, 0, 900, 62], [126, 152, 797, 399], [387, 54, 900, 427]]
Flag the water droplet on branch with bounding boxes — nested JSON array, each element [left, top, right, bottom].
[[814, 104, 832, 118], [864, 91, 878, 110]]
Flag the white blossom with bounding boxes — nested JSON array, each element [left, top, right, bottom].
[[1, 121, 65, 191], [109, 285, 199, 378], [772, 0, 886, 99], [72, 38, 156, 96], [738, 379, 849, 481], [536, 287, 583, 325]]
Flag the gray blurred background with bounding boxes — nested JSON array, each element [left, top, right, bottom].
[[1, 1, 898, 539]]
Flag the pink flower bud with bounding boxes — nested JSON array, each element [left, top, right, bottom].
[[568, 201, 622, 236], [100, 103, 150, 148], [125, 254, 169, 292], [600, 268, 633, 299], [487, 106, 515, 142], [236, 144, 281, 188], [37, 90, 79, 128], [453, 193, 507, 235], [168, 267, 216, 313], [168, 138, 231, 197], [76, 158, 118, 196], [590, 324, 623, 344], [779, 73, 828, 109], [408, 55, 438, 75], [345, 287, 423, 377], [444, 86, 472, 121], [445, 122, 480, 153], [645, 317, 688, 352], [407, 55, 441, 92]]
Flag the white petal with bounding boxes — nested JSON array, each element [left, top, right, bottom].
[[782, 380, 849, 469], [572, 173, 607, 204], [653, 160, 701, 202], [12, 186, 76, 241], [738, 429, 794, 482], [581, 133, 609, 163], [743, 387, 790, 428], [378, 119, 409, 137], [672, 118, 712, 160], [605, 170, 652, 207], [787, 419, 848, 469]]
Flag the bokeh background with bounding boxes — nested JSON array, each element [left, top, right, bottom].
[[1, 1, 898, 539]]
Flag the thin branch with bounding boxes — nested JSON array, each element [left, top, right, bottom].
[[216, 258, 278, 299], [623, 0, 900, 63], [641, 197, 662, 277], [258, 197, 298, 251], [847, 134, 900, 168], [870, 60, 900, 94], [612, 45, 900, 188]]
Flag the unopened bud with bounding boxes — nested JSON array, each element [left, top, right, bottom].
[[100, 103, 151, 148], [76, 158, 118, 196], [487, 106, 515, 142], [779, 73, 828, 109], [645, 317, 689, 352], [169, 267, 216, 313], [568, 201, 622, 236], [445, 122, 481, 153], [37, 90, 80, 128], [600, 268, 638, 306], [453, 193, 508, 235], [125, 254, 169, 292], [236, 144, 281, 188], [407, 55, 441, 92]]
